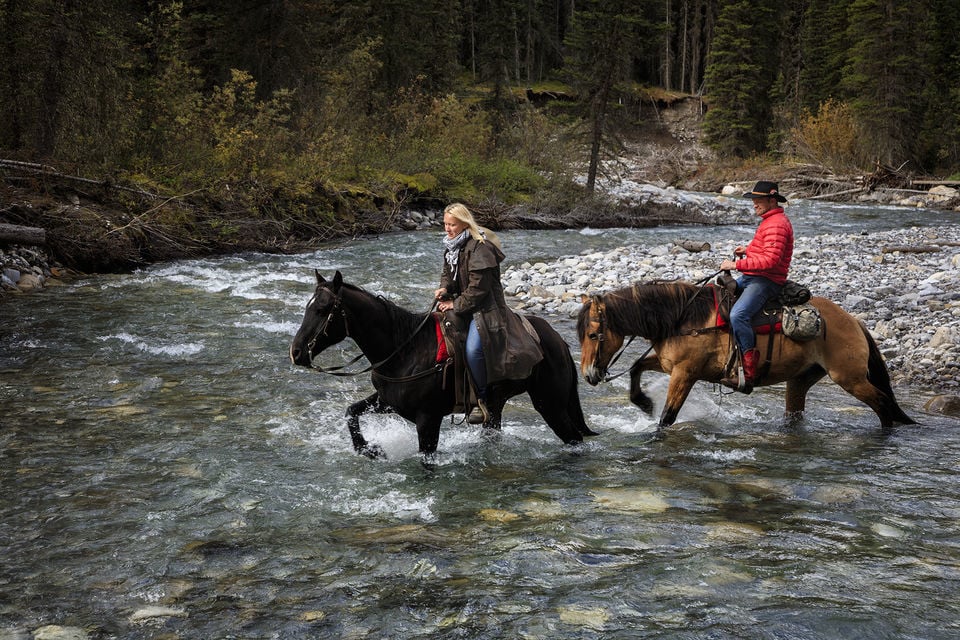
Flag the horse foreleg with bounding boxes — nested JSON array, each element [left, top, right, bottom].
[[784, 365, 826, 425], [658, 372, 696, 428], [629, 354, 662, 415], [346, 392, 387, 459], [415, 412, 444, 455]]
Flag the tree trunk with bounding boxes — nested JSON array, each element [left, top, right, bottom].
[[0, 224, 46, 245]]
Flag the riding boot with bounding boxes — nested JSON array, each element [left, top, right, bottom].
[[740, 348, 759, 394], [721, 348, 759, 394]]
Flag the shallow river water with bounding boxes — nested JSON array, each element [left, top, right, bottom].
[[2, 201, 960, 639]]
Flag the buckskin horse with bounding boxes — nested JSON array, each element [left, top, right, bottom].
[[576, 279, 915, 431], [290, 271, 596, 457]]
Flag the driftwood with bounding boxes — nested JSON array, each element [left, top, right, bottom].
[[0, 158, 167, 201], [675, 239, 711, 252], [881, 245, 941, 254], [806, 186, 866, 200], [0, 223, 46, 245]]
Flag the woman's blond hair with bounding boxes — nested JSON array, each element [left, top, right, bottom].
[[444, 203, 501, 249]]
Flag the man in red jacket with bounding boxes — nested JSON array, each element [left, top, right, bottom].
[[719, 181, 794, 393]]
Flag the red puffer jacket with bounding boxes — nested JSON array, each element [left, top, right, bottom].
[[735, 207, 793, 284]]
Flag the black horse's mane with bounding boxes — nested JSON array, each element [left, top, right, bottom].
[[335, 281, 434, 346], [578, 280, 716, 341]]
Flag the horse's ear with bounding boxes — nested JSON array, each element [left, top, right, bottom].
[[332, 270, 343, 291], [315, 270, 325, 284], [581, 294, 590, 304]]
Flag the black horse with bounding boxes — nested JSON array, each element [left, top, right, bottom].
[[289, 271, 596, 457]]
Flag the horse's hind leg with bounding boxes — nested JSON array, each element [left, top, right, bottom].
[[784, 365, 826, 425], [347, 392, 387, 458], [828, 371, 900, 431]]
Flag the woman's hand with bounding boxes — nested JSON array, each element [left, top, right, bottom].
[[438, 300, 453, 312]]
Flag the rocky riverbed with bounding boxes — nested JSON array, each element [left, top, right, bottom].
[[5, 185, 960, 394], [503, 225, 960, 392]]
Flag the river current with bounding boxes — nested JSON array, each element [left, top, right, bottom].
[[2, 200, 960, 638]]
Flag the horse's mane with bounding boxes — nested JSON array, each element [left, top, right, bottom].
[[578, 280, 715, 341], [338, 282, 432, 345]]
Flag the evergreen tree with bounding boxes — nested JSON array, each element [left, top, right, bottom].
[[798, 0, 849, 113], [565, 0, 657, 193], [702, 0, 779, 157], [917, 0, 960, 170], [842, 0, 929, 167]]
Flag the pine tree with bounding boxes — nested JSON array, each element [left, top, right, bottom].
[[702, 0, 779, 157], [842, 0, 929, 168], [565, 0, 657, 192], [798, 0, 850, 113]]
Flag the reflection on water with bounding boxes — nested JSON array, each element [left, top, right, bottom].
[[2, 204, 960, 638]]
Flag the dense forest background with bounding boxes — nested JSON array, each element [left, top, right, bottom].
[[1, 0, 959, 254]]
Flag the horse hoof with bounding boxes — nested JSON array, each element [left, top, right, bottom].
[[360, 444, 385, 459]]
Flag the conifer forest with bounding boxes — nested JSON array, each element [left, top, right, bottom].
[[1, 1, 958, 243]]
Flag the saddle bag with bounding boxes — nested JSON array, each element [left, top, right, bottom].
[[778, 280, 811, 306], [782, 303, 822, 341]]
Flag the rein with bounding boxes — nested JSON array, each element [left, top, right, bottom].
[[596, 270, 723, 381], [307, 287, 440, 379]]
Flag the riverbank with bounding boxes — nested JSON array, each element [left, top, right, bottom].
[[502, 224, 960, 392]]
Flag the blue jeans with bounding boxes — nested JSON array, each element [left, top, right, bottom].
[[730, 275, 782, 352], [465, 319, 486, 398]]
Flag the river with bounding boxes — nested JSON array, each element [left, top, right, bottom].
[[2, 199, 960, 638]]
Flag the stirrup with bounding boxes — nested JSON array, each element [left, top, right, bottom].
[[720, 367, 752, 394], [467, 399, 489, 424]]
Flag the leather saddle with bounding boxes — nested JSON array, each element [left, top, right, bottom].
[[712, 280, 783, 335], [435, 311, 479, 415]]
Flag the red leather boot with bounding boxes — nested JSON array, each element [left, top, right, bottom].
[[740, 348, 759, 394], [721, 348, 759, 394]]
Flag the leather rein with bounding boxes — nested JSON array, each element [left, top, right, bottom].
[[305, 287, 443, 382], [592, 271, 724, 382]]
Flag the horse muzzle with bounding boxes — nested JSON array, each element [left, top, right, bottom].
[[289, 342, 313, 367], [582, 365, 604, 386]]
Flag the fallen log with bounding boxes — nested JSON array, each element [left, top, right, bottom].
[[676, 239, 711, 252], [0, 223, 46, 245], [807, 186, 866, 200], [881, 245, 941, 254]]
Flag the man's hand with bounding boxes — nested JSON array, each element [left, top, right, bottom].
[[720, 259, 738, 271]]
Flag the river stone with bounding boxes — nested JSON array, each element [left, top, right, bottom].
[[929, 185, 959, 198], [558, 606, 609, 630], [32, 627, 89, 640], [592, 488, 670, 513], [924, 394, 960, 417], [129, 606, 187, 622], [929, 326, 958, 349]]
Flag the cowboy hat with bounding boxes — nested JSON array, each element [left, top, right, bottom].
[[743, 181, 787, 202]]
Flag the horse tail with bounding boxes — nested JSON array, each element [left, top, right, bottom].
[[861, 323, 916, 425], [563, 350, 599, 437]]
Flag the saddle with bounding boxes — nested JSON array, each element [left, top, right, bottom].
[[434, 310, 540, 416], [712, 277, 816, 336], [712, 276, 821, 383], [434, 311, 484, 416]]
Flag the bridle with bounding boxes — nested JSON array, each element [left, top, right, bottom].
[[304, 285, 440, 380], [586, 294, 641, 382], [585, 271, 723, 382]]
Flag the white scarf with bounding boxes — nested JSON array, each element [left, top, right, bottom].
[[442, 229, 472, 277]]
